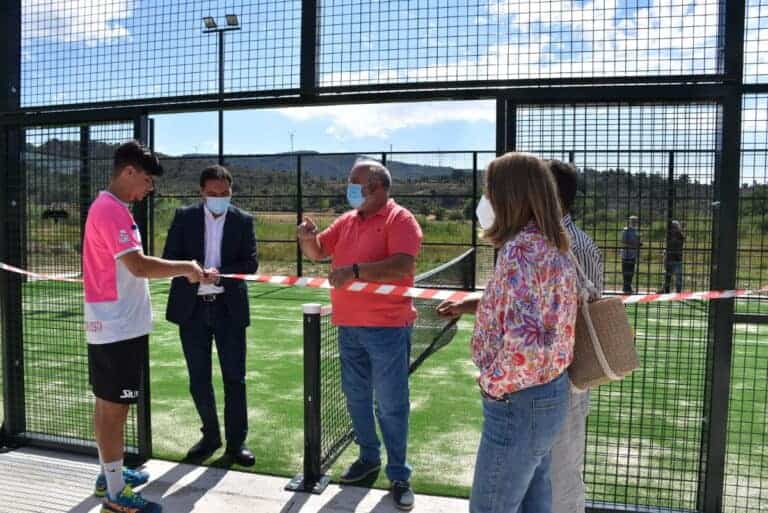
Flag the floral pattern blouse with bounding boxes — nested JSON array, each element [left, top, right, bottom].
[[471, 221, 578, 398]]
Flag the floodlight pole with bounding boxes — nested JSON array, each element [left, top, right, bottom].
[[218, 29, 224, 165], [204, 20, 240, 165]]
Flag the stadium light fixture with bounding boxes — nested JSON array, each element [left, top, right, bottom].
[[203, 16, 217, 29], [202, 14, 242, 164]]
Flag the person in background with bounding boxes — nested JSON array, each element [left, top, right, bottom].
[[663, 220, 686, 293], [548, 160, 604, 513], [84, 140, 204, 513], [438, 152, 578, 513], [621, 215, 642, 294], [163, 165, 258, 467], [297, 159, 422, 511]]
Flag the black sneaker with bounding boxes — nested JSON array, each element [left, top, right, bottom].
[[339, 459, 381, 484], [391, 480, 414, 511]]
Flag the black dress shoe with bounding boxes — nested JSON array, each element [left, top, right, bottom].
[[186, 437, 222, 461], [226, 445, 255, 467]]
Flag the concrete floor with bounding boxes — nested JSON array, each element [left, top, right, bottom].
[[0, 448, 468, 513]]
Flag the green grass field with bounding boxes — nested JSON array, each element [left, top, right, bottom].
[[5, 280, 767, 512], [144, 282, 767, 510]]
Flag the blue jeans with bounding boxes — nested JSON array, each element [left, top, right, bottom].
[[550, 387, 590, 513], [339, 326, 412, 482], [470, 372, 570, 513]]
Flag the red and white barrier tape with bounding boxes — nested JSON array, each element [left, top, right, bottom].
[[0, 262, 83, 283], [1, 261, 766, 304]]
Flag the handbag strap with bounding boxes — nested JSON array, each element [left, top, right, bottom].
[[567, 251, 600, 302], [567, 250, 620, 392]]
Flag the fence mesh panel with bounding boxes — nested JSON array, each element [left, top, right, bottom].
[[153, 151, 493, 286], [516, 103, 719, 510], [18, 1, 734, 108], [19, 123, 140, 452], [317, 0, 723, 88], [21, 0, 301, 107], [722, 94, 768, 513], [744, 0, 768, 84]]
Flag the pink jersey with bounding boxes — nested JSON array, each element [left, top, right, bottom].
[[82, 191, 152, 344]]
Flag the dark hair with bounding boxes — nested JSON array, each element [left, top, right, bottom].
[[199, 165, 233, 188], [113, 140, 163, 177], [547, 159, 578, 213]]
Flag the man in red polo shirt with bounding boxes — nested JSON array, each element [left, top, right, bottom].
[[298, 159, 422, 511]]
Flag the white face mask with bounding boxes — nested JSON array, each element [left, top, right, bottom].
[[476, 195, 495, 230]]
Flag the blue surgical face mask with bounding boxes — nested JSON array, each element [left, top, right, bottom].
[[346, 184, 364, 209], [205, 196, 231, 215]]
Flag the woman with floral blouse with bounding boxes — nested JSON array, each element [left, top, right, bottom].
[[440, 152, 578, 513]]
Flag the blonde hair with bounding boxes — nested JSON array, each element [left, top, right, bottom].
[[483, 152, 569, 252]]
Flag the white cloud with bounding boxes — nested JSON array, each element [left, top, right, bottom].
[[319, 0, 724, 87], [277, 101, 495, 140], [23, 0, 134, 47]]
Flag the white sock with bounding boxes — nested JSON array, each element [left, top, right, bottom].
[[102, 459, 126, 500]]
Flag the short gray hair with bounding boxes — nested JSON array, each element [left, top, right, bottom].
[[351, 159, 392, 190]]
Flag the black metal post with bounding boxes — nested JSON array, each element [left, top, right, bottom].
[[79, 126, 91, 245], [470, 152, 478, 290], [218, 30, 225, 165], [132, 114, 153, 461], [698, 0, 745, 510], [286, 304, 330, 494], [300, 0, 318, 97], [296, 154, 303, 277], [0, 1, 24, 445], [494, 99, 516, 265], [0, 128, 7, 447], [0, 126, 25, 441], [0, 1, 20, 116], [148, 118, 155, 256], [665, 152, 675, 288], [496, 98, 507, 156]]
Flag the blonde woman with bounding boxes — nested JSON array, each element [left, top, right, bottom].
[[439, 153, 578, 513]]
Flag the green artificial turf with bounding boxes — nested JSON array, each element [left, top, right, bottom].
[[7, 280, 767, 511]]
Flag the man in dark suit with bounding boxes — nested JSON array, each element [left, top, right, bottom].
[[163, 164, 257, 467]]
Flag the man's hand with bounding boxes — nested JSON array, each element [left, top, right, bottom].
[[436, 297, 479, 319], [436, 300, 463, 320], [297, 216, 318, 242], [329, 266, 355, 288], [184, 261, 205, 284], [200, 267, 220, 285]]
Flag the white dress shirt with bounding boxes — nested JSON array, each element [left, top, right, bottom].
[[198, 206, 226, 295]]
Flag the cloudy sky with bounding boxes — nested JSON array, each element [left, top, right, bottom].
[[18, 0, 768, 155]]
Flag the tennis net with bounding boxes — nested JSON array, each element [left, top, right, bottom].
[[288, 250, 473, 493]]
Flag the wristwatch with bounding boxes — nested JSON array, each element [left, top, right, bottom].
[[352, 263, 360, 280]]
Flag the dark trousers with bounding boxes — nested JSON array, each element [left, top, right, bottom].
[[180, 298, 248, 448], [663, 261, 683, 293], [622, 258, 637, 293]]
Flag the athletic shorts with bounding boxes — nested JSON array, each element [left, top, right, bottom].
[[88, 335, 148, 404]]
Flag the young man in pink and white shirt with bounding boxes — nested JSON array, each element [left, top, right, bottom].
[[83, 141, 203, 513]]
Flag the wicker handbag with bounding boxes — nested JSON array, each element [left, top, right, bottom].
[[568, 254, 640, 391]]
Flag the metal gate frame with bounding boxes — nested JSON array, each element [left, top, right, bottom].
[[0, 0, 763, 511], [0, 115, 153, 463]]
